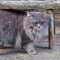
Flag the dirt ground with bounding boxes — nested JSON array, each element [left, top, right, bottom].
[[0, 21, 60, 60]]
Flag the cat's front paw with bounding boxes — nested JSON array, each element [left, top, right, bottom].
[[27, 50, 37, 55], [24, 43, 37, 55]]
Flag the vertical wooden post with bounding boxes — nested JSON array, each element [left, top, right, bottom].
[[47, 9, 54, 48], [54, 13, 55, 34]]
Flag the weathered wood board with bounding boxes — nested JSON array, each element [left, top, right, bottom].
[[0, 1, 60, 10]]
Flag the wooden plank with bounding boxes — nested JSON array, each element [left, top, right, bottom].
[[47, 9, 55, 48], [0, 4, 9, 9], [0, 1, 60, 10]]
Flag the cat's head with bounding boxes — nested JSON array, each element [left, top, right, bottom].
[[27, 12, 48, 33], [27, 12, 48, 43]]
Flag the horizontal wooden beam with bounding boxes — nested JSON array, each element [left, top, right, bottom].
[[0, 1, 60, 10]]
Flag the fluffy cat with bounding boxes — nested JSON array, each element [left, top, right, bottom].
[[0, 10, 48, 54]]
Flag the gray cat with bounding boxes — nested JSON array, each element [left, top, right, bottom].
[[0, 10, 48, 54], [23, 12, 48, 54]]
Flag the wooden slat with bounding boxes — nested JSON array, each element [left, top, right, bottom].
[[0, 1, 60, 10], [0, 4, 9, 9]]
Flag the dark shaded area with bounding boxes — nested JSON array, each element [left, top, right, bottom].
[[1, 9, 26, 15], [0, 48, 26, 55]]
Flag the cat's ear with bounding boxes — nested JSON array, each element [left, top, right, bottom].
[[27, 12, 31, 16], [42, 12, 47, 18]]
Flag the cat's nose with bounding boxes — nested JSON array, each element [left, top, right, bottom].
[[38, 26, 40, 28]]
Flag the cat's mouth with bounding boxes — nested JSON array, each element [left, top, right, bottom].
[[30, 23, 43, 32]]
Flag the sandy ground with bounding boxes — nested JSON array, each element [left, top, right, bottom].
[[0, 21, 60, 60], [0, 37, 60, 60]]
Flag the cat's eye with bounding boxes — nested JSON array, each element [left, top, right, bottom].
[[33, 22, 40, 25], [30, 26, 34, 29], [40, 21, 45, 25]]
